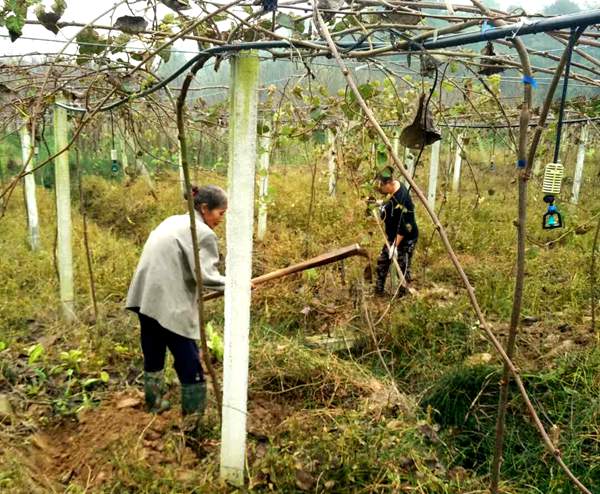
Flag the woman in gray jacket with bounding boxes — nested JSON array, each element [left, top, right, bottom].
[[126, 184, 227, 435]]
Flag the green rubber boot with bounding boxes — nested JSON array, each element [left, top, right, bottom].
[[143, 370, 171, 413], [181, 382, 208, 445]]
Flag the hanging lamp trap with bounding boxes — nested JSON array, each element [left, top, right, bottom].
[[542, 195, 563, 230], [111, 149, 119, 174], [541, 162, 564, 230]]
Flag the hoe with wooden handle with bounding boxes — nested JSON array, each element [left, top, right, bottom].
[[203, 243, 371, 301]]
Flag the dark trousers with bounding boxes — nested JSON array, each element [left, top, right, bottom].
[[138, 313, 204, 385], [375, 239, 417, 292]]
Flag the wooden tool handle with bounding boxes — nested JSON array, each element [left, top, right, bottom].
[[203, 243, 369, 301]]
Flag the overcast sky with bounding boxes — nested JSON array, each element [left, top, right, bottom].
[[0, 0, 588, 59]]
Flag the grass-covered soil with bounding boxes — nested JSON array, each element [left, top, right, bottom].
[[1, 149, 599, 493]]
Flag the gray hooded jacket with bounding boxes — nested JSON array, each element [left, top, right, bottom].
[[126, 211, 225, 339]]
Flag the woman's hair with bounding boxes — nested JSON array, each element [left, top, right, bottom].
[[185, 184, 228, 211]]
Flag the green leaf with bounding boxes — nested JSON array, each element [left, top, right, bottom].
[[310, 107, 325, 122], [276, 13, 295, 30], [110, 33, 131, 53], [205, 322, 224, 361], [280, 125, 294, 136], [303, 268, 318, 282], [341, 102, 358, 120], [5, 14, 25, 42], [357, 83, 376, 100], [82, 378, 100, 388], [313, 129, 327, 145], [52, 0, 67, 16], [76, 27, 107, 56], [292, 19, 306, 34], [0, 341, 6, 352], [441, 80, 455, 93], [100, 371, 110, 383], [28, 343, 44, 365], [332, 21, 346, 32], [157, 45, 171, 63], [292, 85, 303, 99], [259, 20, 273, 31]]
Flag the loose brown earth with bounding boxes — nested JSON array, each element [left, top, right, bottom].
[[20, 389, 294, 491]]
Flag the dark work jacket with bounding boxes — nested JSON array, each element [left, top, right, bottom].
[[380, 183, 419, 243]]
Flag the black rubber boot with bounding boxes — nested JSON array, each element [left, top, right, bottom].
[[375, 250, 390, 296], [181, 382, 209, 454], [143, 370, 171, 413]]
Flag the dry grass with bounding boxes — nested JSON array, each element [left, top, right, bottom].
[[1, 149, 599, 492]]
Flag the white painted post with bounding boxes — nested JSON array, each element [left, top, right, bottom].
[[428, 139, 441, 210], [19, 121, 40, 251], [404, 149, 415, 180], [326, 128, 337, 196], [220, 51, 259, 486], [53, 98, 75, 321], [391, 131, 400, 164], [119, 134, 129, 173], [136, 156, 156, 192], [571, 123, 588, 205], [477, 135, 486, 161], [257, 130, 271, 241], [452, 134, 463, 194]]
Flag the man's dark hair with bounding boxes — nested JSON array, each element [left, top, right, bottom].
[[376, 166, 394, 183]]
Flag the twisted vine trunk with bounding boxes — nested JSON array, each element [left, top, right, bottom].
[[175, 56, 223, 419], [481, 9, 583, 488], [489, 32, 533, 494]]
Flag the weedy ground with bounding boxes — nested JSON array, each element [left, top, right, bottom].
[[0, 145, 599, 493]]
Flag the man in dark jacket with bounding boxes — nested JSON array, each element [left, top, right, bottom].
[[374, 168, 418, 296]]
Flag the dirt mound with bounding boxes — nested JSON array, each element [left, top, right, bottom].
[[18, 389, 299, 491], [24, 390, 206, 490], [492, 319, 595, 368]]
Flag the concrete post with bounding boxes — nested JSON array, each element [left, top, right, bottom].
[[19, 121, 40, 250], [220, 51, 259, 486], [53, 98, 75, 321]]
